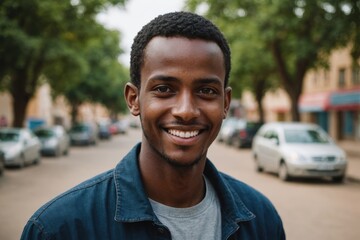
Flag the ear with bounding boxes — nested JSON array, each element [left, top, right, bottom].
[[223, 87, 232, 119], [124, 83, 140, 116]]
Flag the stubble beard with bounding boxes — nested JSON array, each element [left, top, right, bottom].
[[141, 125, 204, 169]]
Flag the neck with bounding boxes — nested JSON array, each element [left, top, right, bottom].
[[139, 149, 206, 208]]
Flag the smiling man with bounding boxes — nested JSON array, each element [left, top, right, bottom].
[[21, 12, 285, 240]]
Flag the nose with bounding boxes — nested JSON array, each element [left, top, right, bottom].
[[171, 91, 200, 122]]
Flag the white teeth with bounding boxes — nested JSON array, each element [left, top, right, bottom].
[[168, 129, 199, 138]]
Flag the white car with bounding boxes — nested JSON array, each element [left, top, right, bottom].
[[0, 128, 41, 168], [34, 125, 70, 157], [252, 122, 347, 182]]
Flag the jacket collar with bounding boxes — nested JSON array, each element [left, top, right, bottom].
[[114, 143, 255, 225]]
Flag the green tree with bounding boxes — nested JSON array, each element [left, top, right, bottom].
[[60, 28, 129, 124], [0, 0, 127, 127], [216, 14, 278, 122], [186, 0, 359, 121]]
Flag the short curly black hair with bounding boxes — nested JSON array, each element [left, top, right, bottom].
[[130, 11, 231, 88]]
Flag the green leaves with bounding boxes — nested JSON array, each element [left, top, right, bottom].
[[0, 0, 128, 126], [185, 0, 358, 121]]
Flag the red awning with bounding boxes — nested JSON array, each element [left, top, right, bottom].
[[299, 92, 330, 112]]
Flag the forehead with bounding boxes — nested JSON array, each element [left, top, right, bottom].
[[141, 37, 225, 83], [144, 36, 223, 62]]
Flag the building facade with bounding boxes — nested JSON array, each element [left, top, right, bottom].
[[299, 46, 360, 141], [238, 45, 359, 142]]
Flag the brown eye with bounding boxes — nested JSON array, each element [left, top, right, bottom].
[[199, 88, 216, 95], [156, 86, 171, 93]]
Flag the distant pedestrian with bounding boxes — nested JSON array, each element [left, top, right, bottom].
[[21, 11, 285, 239]]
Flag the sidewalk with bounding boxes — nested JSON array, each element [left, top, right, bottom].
[[337, 140, 360, 182]]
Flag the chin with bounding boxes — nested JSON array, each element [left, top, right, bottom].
[[161, 152, 204, 169]]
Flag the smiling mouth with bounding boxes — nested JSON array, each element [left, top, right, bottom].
[[168, 129, 200, 138]]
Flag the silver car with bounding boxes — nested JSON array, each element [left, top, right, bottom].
[[34, 126, 70, 157], [218, 117, 246, 144], [0, 128, 41, 168], [252, 122, 347, 182], [69, 123, 98, 146]]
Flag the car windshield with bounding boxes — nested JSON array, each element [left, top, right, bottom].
[[34, 129, 54, 137], [284, 129, 330, 143], [225, 119, 245, 128], [0, 132, 19, 142], [70, 125, 88, 133]]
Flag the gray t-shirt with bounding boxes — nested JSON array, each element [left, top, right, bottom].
[[149, 176, 221, 240]]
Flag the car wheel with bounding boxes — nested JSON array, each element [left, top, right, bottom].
[[0, 161, 4, 176], [55, 147, 61, 157], [63, 147, 69, 156], [33, 153, 41, 165], [278, 162, 290, 181], [332, 175, 345, 183], [254, 155, 263, 172], [18, 155, 25, 168], [231, 137, 241, 148]]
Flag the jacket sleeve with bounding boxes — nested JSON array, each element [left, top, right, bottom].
[[21, 220, 51, 240], [277, 215, 286, 240]]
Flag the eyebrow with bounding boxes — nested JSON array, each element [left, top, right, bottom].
[[148, 75, 223, 87]]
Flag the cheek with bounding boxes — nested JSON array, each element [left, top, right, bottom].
[[139, 98, 165, 122]]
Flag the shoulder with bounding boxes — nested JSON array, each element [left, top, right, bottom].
[[219, 173, 285, 237], [219, 172, 280, 216], [22, 169, 116, 239], [29, 169, 115, 224]]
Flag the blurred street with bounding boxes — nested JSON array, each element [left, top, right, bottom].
[[0, 128, 359, 240], [338, 141, 360, 181]]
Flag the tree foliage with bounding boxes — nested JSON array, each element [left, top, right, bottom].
[[61, 28, 129, 124], [0, 0, 127, 127], [186, 0, 359, 121]]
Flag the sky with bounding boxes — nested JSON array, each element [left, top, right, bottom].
[[97, 0, 186, 66]]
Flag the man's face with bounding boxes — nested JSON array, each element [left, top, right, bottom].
[[127, 36, 231, 168]]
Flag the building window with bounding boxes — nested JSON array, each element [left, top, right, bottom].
[[338, 68, 346, 88], [323, 69, 329, 88], [352, 65, 360, 85]]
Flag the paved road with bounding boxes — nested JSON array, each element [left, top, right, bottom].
[[0, 128, 359, 240]]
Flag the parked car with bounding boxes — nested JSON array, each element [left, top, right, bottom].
[[98, 123, 112, 140], [0, 150, 4, 176], [218, 118, 246, 144], [69, 123, 98, 146], [34, 125, 70, 157], [228, 121, 263, 148], [252, 122, 347, 182], [0, 128, 41, 168]]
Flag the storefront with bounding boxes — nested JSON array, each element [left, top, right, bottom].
[[298, 92, 330, 132], [329, 89, 360, 141], [299, 89, 360, 141]]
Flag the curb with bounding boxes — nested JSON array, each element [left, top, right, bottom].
[[347, 175, 360, 183]]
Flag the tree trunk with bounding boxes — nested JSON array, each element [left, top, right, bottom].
[[254, 78, 266, 123], [290, 94, 301, 122], [256, 99, 265, 123], [270, 40, 306, 122], [10, 72, 32, 127], [12, 94, 30, 128], [70, 104, 79, 126]]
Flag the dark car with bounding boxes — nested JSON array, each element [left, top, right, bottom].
[[228, 121, 263, 148], [98, 123, 112, 140], [69, 123, 98, 146], [34, 125, 70, 157]]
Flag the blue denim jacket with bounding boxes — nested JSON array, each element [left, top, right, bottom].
[[21, 143, 285, 240]]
